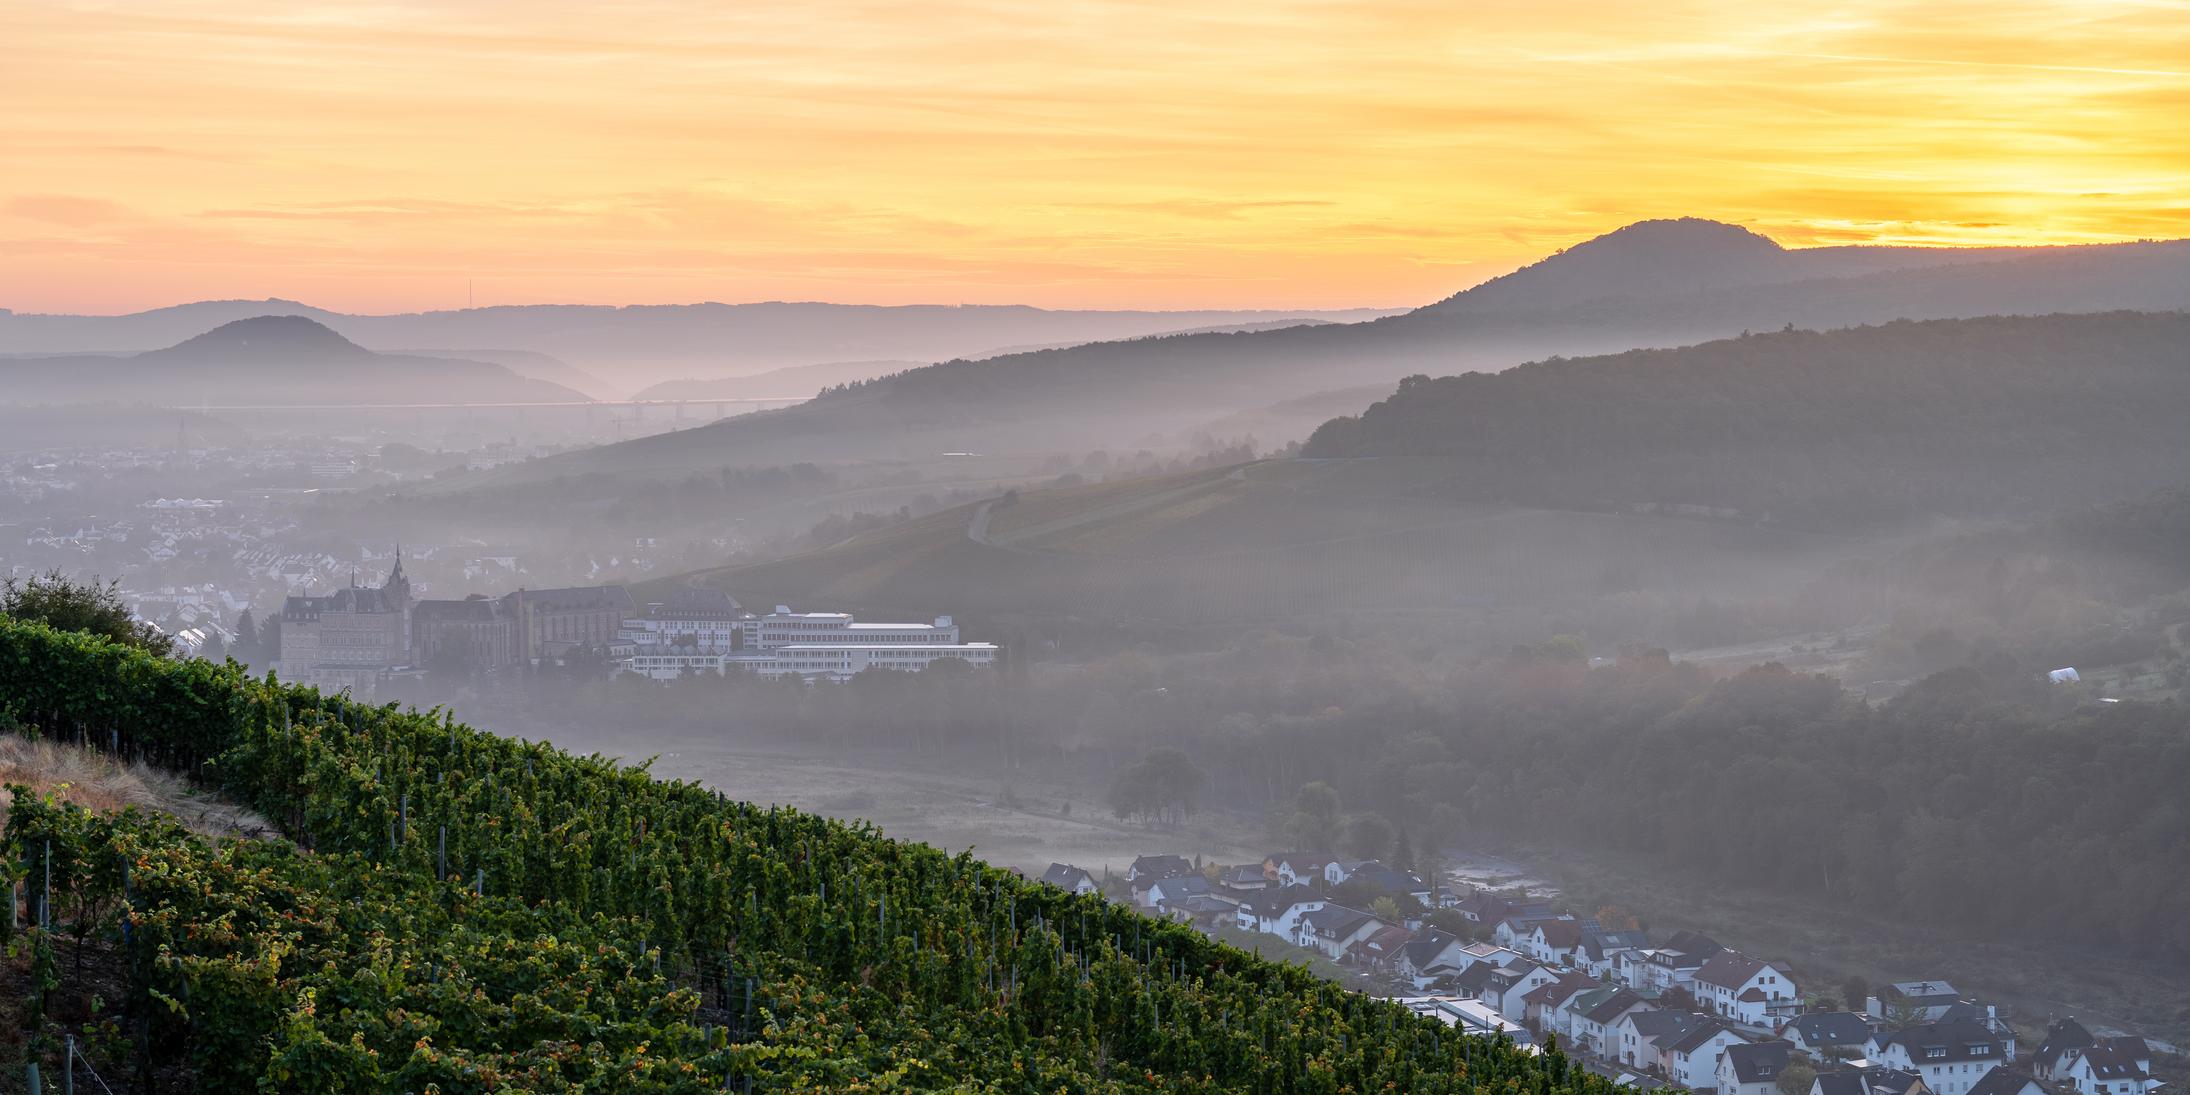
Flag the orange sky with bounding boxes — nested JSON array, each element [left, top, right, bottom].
[[6, 1, 2189, 313]]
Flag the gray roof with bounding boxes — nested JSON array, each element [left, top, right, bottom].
[[1401, 929, 1464, 969], [1038, 863, 1093, 889], [1624, 1010, 1704, 1044], [1299, 904, 1381, 939], [283, 584, 403, 619], [1884, 980, 1959, 1001], [1965, 1071, 2040, 1095], [1788, 1012, 1874, 1047], [1581, 929, 1654, 959], [1584, 989, 1650, 1024], [1129, 854, 1193, 881], [1243, 883, 1321, 918], [2076, 1044, 2152, 1081], [1814, 1072, 1872, 1095], [1667, 1020, 1735, 1056], [1878, 1020, 2006, 1064], [1151, 875, 1212, 899], [1726, 1041, 1794, 1084]]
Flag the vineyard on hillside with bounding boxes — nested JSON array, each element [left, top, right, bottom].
[[0, 616, 1623, 1092]]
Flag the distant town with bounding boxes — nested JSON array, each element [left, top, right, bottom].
[[1034, 852, 2172, 1095]]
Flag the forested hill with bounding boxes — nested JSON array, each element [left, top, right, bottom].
[[1302, 311, 2190, 526], [0, 616, 1604, 1091]]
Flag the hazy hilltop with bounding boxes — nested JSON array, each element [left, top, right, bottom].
[[1306, 311, 2190, 525], [0, 299, 1399, 395], [427, 219, 2190, 493], [659, 311, 2190, 637], [402, 346, 616, 400], [629, 358, 927, 402], [0, 315, 589, 407], [1419, 216, 2082, 315]]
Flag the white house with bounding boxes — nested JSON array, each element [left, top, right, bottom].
[[1620, 931, 1722, 997], [1524, 974, 1603, 1033], [1570, 988, 1653, 1059], [1146, 874, 1217, 914], [1526, 920, 1586, 967], [1235, 884, 1326, 937], [1666, 1022, 1749, 1091], [1871, 1021, 2009, 1095], [1271, 854, 1336, 887], [1693, 950, 1800, 1027], [1484, 963, 1563, 1023], [2034, 1019, 2154, 1095], [2052, 1044, 2158, 1095], [1616, 1010, 1705, 1071], [1577, 929, 1653, 980], [1295, 905, 1388, 961], [1719, 1041, 1796, 1095]]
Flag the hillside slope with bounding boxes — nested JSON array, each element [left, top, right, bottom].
[[0, 315, 590, 407], [1304, 311, 2190, 525], [660, 460, 1870, 633], [430, 221, 2190, 491], [0, 616, 1607, 1092]]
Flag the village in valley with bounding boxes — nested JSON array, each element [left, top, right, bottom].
[[1032, 852, 2174, 1095]]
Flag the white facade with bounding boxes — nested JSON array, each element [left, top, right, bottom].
[[619, 615, 743, 651], [1672, 1027, 1749, 1092], [624, 645, 738, 680], [743, 642, 997, 680], [746, 606, 962, 648], [615, 603, 998, 681]]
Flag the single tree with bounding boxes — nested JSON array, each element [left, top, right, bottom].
[[1344, 814, 1395, 861], [234, 608, 260, 662], [1841, 975, 1869, 1015], [1, 569, 171, 654], [1286, 782, 1344, 851], [1777, 1059, 1818, 1095]]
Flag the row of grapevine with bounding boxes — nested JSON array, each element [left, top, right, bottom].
[[2, 616, 1626, 1092]]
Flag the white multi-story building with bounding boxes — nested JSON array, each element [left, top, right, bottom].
[[616, 601, 997, 681], [744, 606, 963, 648], [619, 589, 744, 651]]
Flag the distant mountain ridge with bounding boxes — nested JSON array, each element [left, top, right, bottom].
[[423, 219, 2190, 492], [0, 316, 589, 407], [1419, 217, 2083, 315], [0, 299, 1402, 395]]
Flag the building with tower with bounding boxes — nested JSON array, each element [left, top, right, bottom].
[[275, 553, 413, 694]]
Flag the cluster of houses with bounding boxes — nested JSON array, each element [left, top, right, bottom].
[[1036, 856, 2169, 1095]]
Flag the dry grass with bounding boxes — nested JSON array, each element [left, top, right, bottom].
[[0, 733, 272, 840]]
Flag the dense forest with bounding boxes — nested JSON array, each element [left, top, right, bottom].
[[1304, 312, 2190, 526], [0, 616, 1612, 1092]]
